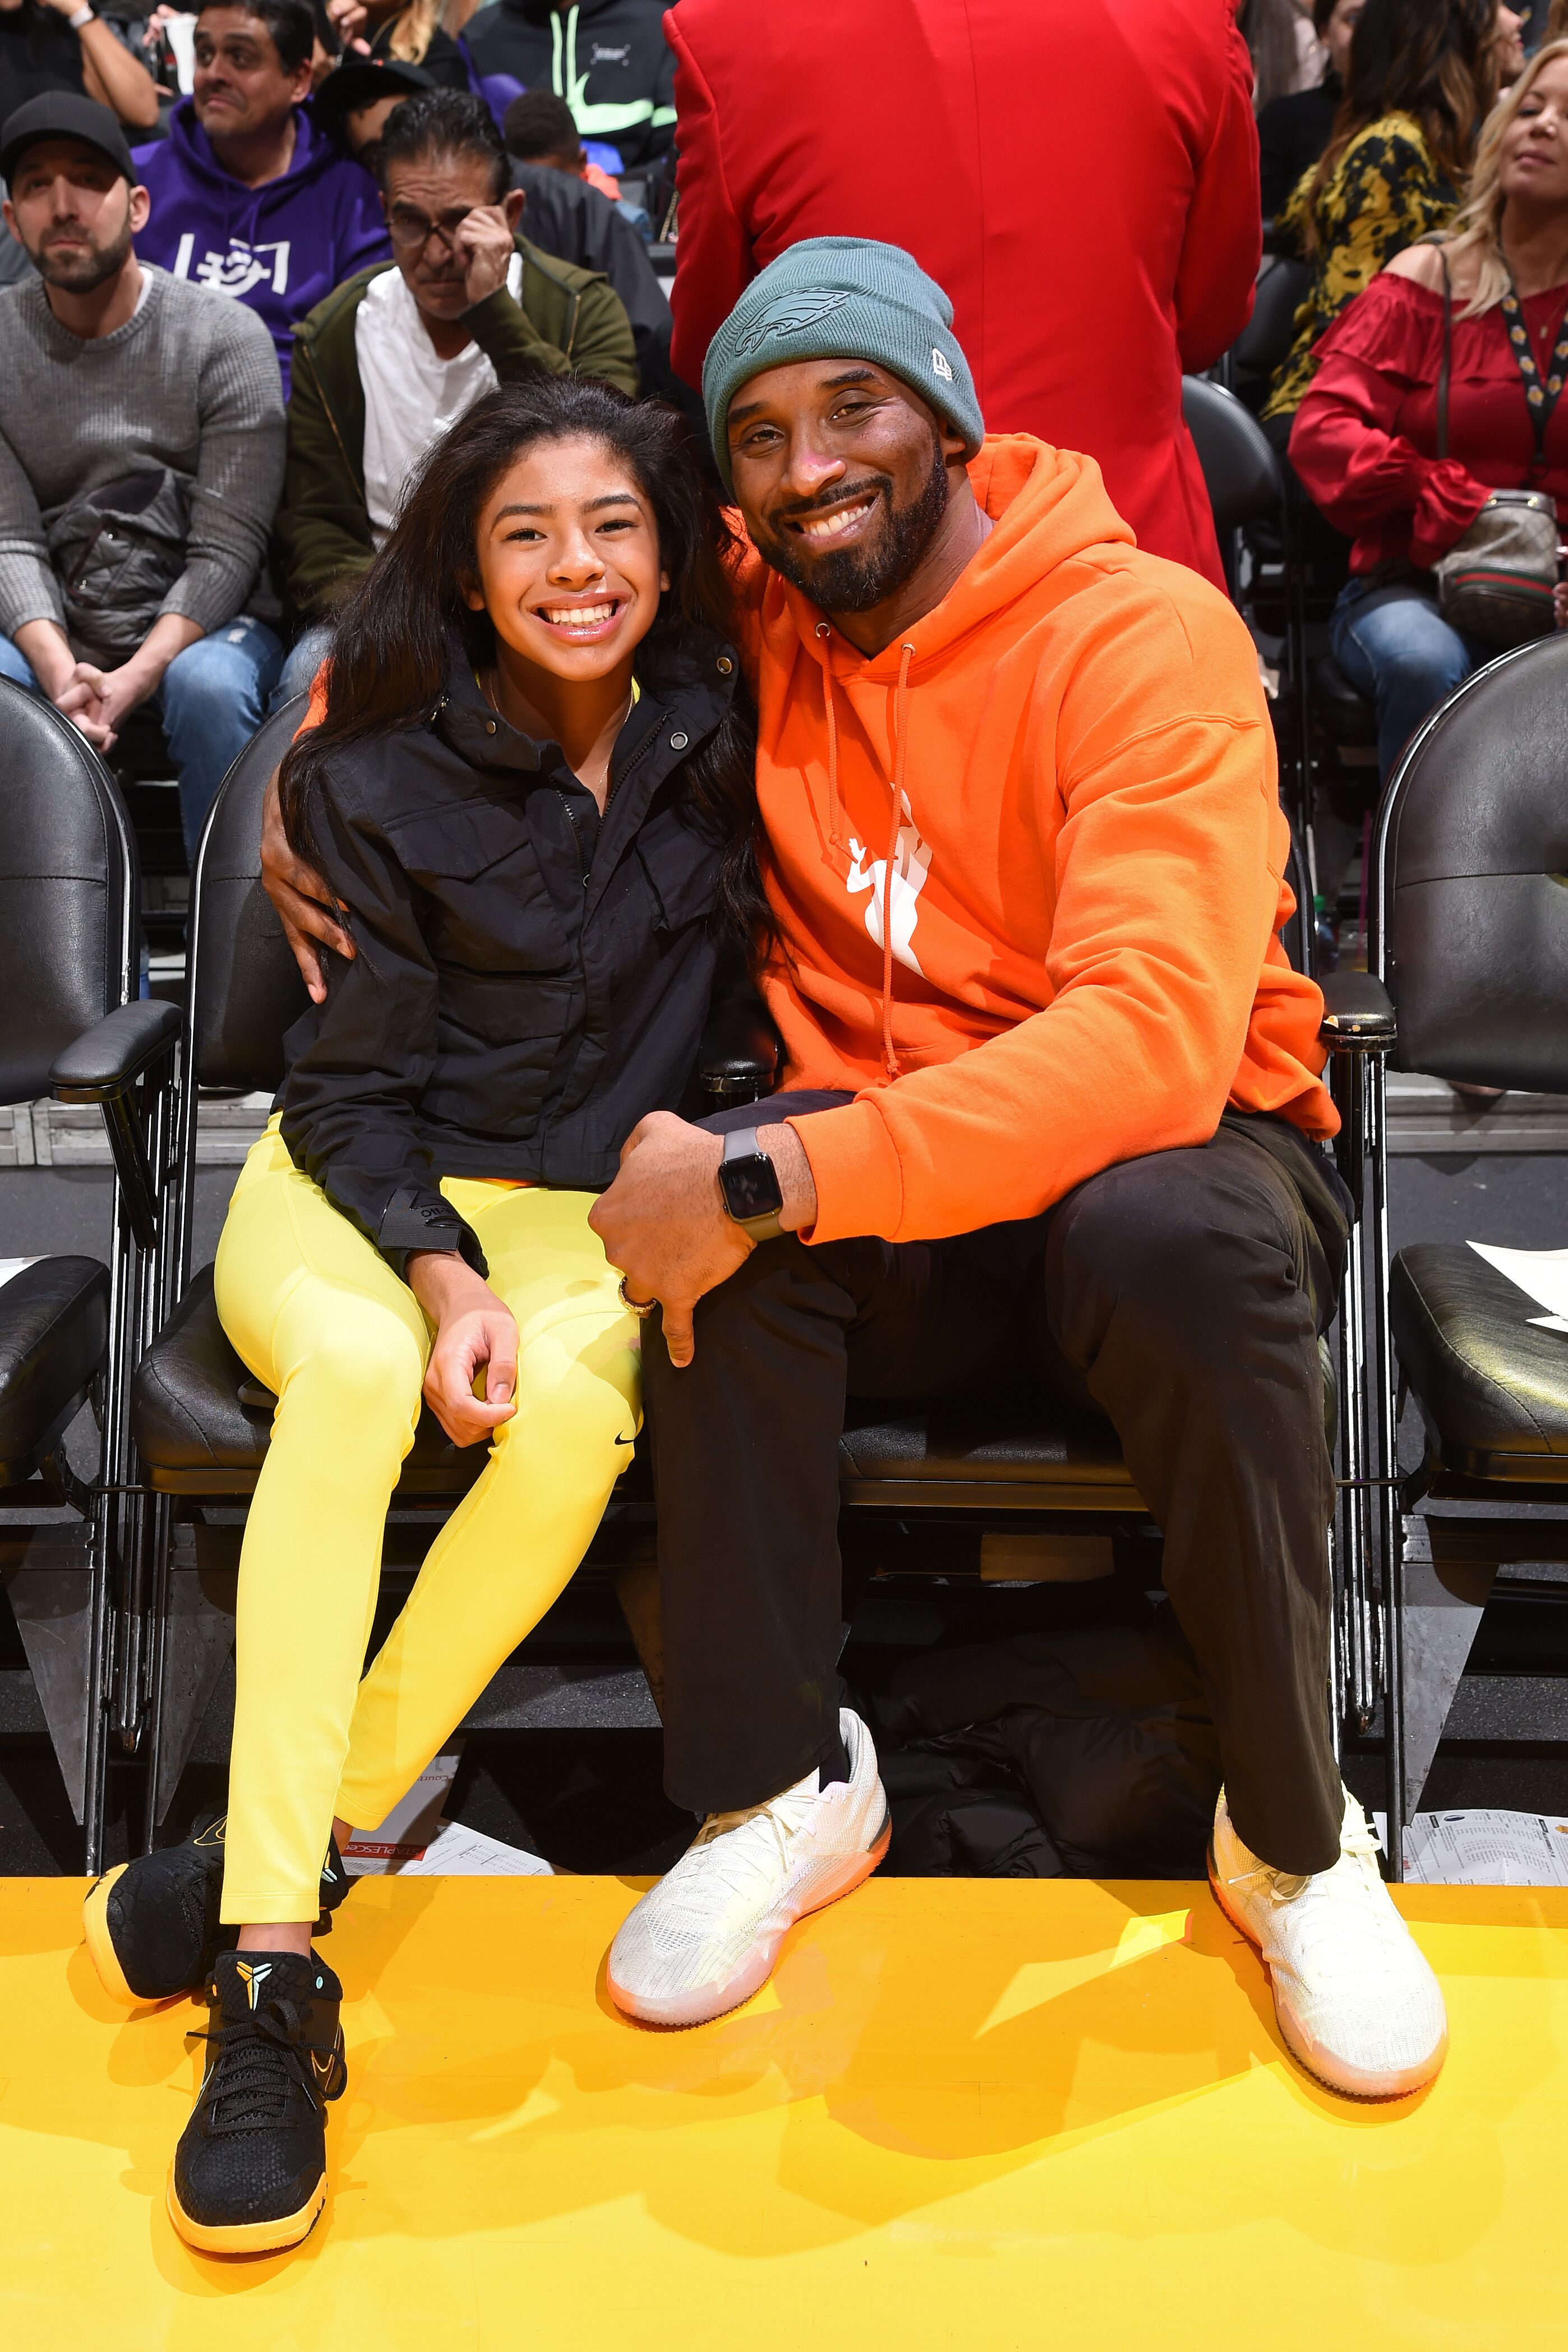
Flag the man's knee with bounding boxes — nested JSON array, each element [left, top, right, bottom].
[[274, 1304, 425, 1439], [1049, 1143, 1300, 1368]]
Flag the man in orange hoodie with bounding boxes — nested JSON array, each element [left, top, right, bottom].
[[585, 238, 1448, 2096]]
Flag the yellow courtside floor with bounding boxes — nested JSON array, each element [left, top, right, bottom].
[[2, 1874, 1565, 2350]]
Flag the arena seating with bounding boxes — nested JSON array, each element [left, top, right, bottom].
[[0, 679, 177, 1866], [1332, 630, 1568, 1846]]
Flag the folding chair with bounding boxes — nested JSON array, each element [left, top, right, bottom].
[[0, 678, 179, 1865], [1332, 630, 1568, 1867]]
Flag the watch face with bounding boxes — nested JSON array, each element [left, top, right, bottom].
[[720, 1150, 784, 1222]]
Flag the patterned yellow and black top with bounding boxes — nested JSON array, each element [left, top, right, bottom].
[[1262, 112, 1457, 420]]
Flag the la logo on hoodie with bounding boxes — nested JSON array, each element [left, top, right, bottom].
[[133, 100, 390, 396], [730, 434, 1337, 1253]]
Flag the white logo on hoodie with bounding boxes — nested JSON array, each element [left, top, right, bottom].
[[846, 796, 931, 976], [174, 232, 290, 298]]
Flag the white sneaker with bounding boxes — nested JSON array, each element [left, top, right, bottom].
[[1209, 1784, 1448, 2099], [607, 1708, 890, 2028]]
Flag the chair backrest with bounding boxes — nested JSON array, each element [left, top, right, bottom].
[[1180, 376, 1285, 536], [1377, 634, 1568, 1090], [1226, 255, 1310, 386], [187, 698, 311, 1092], [0, 677, 135, 1106]]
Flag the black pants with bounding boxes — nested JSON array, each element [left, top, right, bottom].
[[644, 1097, 1353, 1878]]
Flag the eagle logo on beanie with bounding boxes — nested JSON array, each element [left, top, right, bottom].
[[732, 289, 855, 360]]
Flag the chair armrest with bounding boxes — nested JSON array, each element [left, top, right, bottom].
[[698, 993, 781, 1108], [1318, 971, 1396, 1054], [49, 999, 182, 1103]]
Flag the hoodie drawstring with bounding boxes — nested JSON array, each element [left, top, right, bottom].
[[879, 642, 916, 1081], [812, 621, 847, 857]]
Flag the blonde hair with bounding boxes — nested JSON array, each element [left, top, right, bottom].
[[1439, 35, 1568, 313], [387, 0, 443, 64]]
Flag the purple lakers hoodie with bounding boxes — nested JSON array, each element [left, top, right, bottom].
[[133, 101, 390, 397]]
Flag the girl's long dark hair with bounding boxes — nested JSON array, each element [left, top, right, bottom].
[[1307, 0, 1500, 227], [279, 375, 767, 949]]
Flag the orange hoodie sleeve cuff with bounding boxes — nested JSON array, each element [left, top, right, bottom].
[[788, 1099, 903, 1246]]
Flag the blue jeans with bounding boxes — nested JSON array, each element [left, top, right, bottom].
[[0, 615, 283, 855], [273, 621, 333, 709], [1330, 578, 1488, 781]]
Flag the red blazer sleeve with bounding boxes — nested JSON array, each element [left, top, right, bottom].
[[666, 7, 750, 392], [1174, 10, 1263, 371], [1289, 278, 1490, 567]]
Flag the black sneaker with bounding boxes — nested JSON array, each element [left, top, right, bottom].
[[167, 1947, 348, 2255], [82, 1813, 349, 2006]]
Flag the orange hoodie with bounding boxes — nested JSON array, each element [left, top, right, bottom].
[[737, 433, 1336, 1248]]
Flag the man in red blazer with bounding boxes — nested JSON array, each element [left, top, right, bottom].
[[664, 0, 1261, 587]]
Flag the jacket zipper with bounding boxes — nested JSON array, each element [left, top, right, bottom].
[[554, 788, 591, 889]]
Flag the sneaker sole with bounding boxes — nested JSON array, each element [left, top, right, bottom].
[[1207, 1843, 1447, 2101], [607, 1810, 892, 2030], [82, 1866, 146, 2007], [165, 2166, 328, 2256]]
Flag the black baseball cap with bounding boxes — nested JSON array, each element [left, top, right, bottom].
[[311, 56, 433, 145], [0, 92, 137, 188]]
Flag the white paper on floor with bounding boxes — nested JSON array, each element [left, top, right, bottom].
[[1374, 1807, 1568, 1885], [397, 1820, 553, 1878], [341, 1748, 553, 1877], [342, 1750, 462, 1875], [0, 1258, 40, 1290], [1467, 1240, 1568, 1331]]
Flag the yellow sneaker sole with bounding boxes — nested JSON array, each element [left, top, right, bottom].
[[166, 2166, 328, 2256], [81, 1866, 143, 2007]]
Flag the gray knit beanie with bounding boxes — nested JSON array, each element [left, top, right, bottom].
[[702, 236, 984, 491]]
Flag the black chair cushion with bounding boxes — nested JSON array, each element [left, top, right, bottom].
[[0, 1256, 110, 1482], [132, 1265, 488, 1497], [1391, 1242, 1568, 1482], [838, 1387, 1138, 1507]]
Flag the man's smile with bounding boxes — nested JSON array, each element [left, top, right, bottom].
[[787, 494, 878, 544]]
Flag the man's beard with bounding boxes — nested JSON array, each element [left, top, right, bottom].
[[34, 218, 133, 294], [761, 436, 952, 613]]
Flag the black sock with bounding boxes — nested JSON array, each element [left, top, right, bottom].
[[818, 1727, 851, 1788]]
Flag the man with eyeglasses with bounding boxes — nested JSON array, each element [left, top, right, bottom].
[[273, 85, 635, 689]]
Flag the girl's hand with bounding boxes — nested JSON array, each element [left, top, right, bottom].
[[408, 1253, 519, 1446]]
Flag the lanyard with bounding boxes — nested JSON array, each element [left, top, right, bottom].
[[1498, 274, 1568, 474]]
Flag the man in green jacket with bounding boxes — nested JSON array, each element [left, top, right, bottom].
[[274, 87, 635, 685]]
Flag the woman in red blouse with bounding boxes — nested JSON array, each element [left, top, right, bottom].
[[1291, 36, 1568, 775]]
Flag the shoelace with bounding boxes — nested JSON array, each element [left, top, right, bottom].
[[1223, 1808, 1403, 1977], [193, 1998, 319, 2132], [663, 1784, 824, 1914]]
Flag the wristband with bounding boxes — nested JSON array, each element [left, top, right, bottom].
[[67, 6, 95, 27]]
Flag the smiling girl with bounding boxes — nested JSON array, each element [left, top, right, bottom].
[[81, 375, 758, 2257]]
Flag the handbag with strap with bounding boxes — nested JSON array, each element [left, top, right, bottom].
[[1429, 247, 1561, 649]]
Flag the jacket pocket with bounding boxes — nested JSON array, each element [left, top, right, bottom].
[[389, 805, 573, 973], [635, 807, 724, 934]]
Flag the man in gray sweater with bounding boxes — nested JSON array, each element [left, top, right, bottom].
[[0, 91, 284, 850]]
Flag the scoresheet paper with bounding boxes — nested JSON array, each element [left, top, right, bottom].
[[1376, 1808, 1568, 1885]]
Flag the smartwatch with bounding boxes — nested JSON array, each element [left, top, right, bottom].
[[717, 1126, 784, 1242]]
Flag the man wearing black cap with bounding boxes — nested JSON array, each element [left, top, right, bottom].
[[310, 51, 430, 164], [0, 91, 285, 850]]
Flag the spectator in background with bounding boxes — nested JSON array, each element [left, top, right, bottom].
[[501, 84, 674, 398], [1242, 0, 1324, 111], [1259, 0, 1363, 218], [131, 0, 388, 393], [664, 0, 1260, 591], [0, 94, 284, 848], [322, 0, 469, 90], [310, 47, 429, 157], [1262, 0, 1516, 438], [1291, 38, 1568, 775], [274, 87, 634, 677], [464, 0, 675, 170], [0, 0, 159, 129]]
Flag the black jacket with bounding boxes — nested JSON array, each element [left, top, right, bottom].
[[277, 640, 737, 1275], [464, 0, 676, 167], [1258, 73, 1340, 222]]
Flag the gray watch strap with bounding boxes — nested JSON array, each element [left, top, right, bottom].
[[721, 1126, 784, 1241]]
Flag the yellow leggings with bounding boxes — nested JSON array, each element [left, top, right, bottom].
[[212, 1119, 640, 1923]]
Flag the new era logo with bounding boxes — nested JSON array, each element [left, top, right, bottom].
[[931, 347, 954, 381]]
